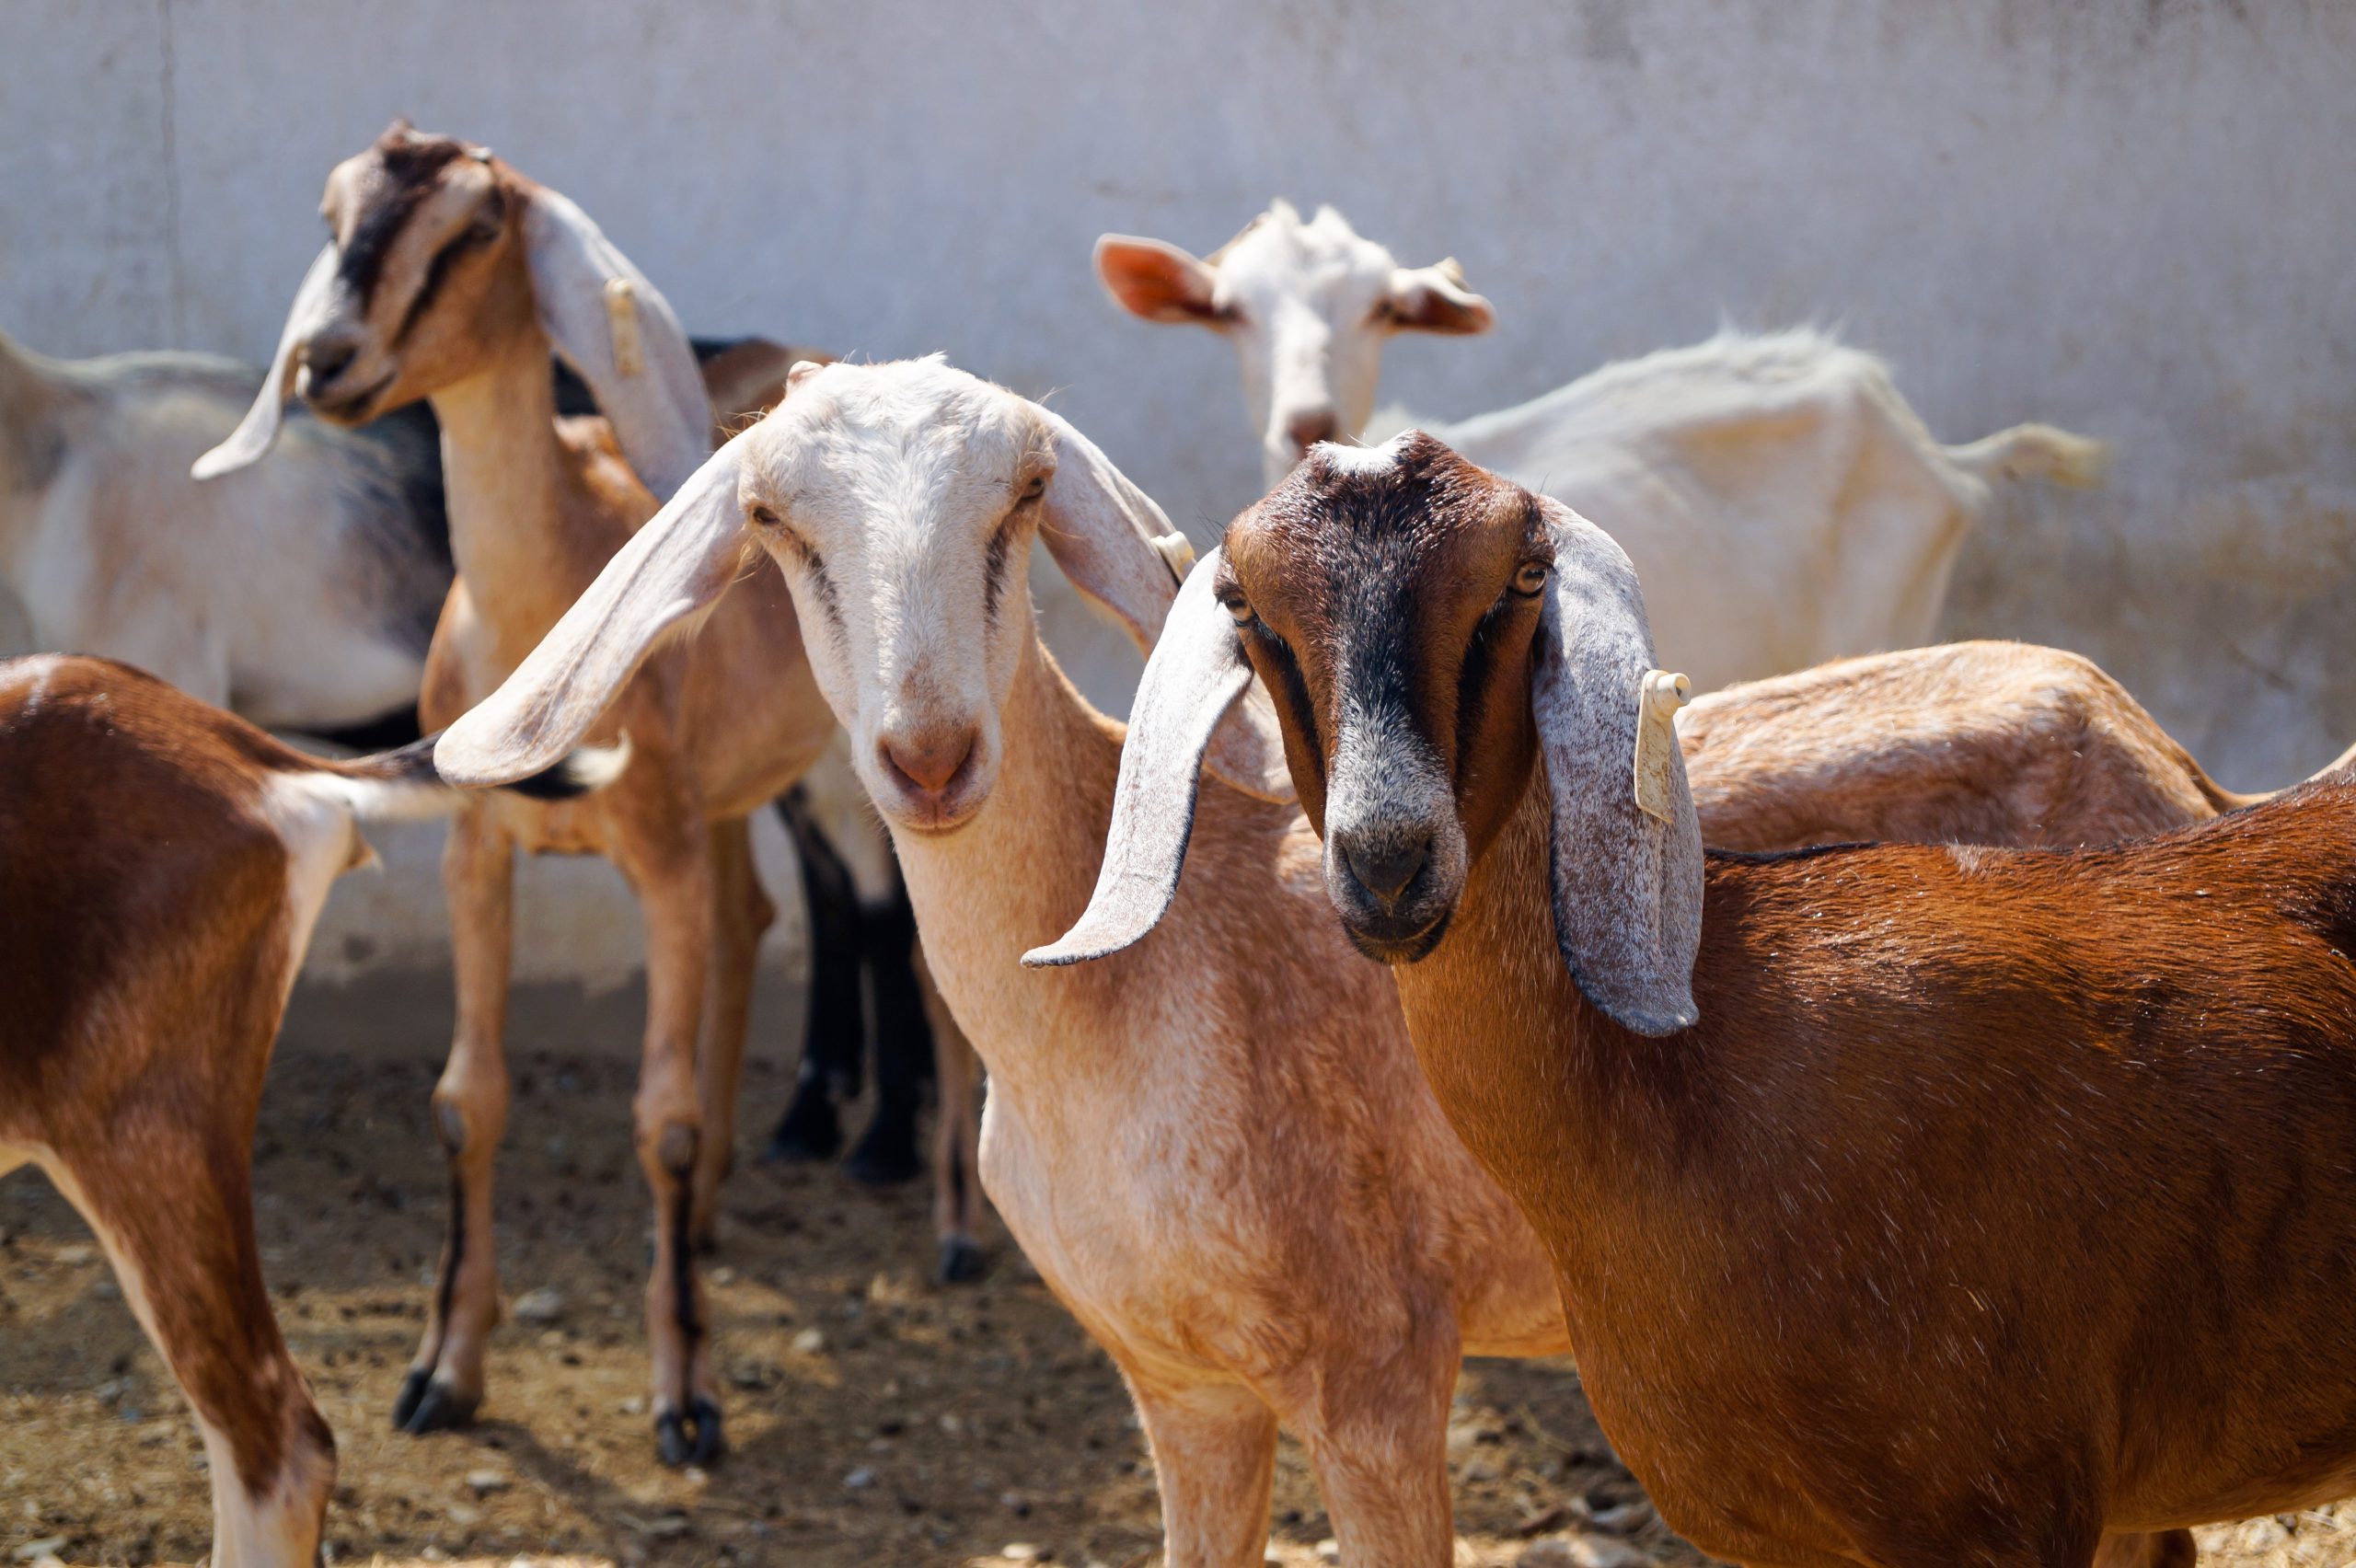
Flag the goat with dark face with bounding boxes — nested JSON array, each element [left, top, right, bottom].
[[199, 122, 839, 1467], [1043, 432, 2356, 1568]]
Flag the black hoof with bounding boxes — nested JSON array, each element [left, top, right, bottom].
[[655, 1396, 724, 1469], [395, 1375, 479, 1435], [390, 1366, 432, 1428], [843, 1113, 922, 1187], [762, 1084, 842, 1164], [937, 1236, 986, 1286]]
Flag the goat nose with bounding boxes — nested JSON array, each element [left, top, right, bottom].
[[882, 727, 979, 796], [1287, 409, 1341, 454], [303, 335, 359, 387], [1345, 834, 1429, 906]]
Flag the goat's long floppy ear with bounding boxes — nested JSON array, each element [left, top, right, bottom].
[[434, 440, 748, 785], [522, 188, 710, 499], [192, 244, 339, 479], [1533, 497, 1703, 1036], [1032, 406, 1292, 803], [1093, 235, 1224, 326], [1385, 259, 1494, 336], [1023, 546, 1256, 966]]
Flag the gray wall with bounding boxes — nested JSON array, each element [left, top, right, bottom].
[[5, 0, 2352, 798]]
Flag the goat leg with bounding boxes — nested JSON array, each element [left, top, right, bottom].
[[689, 815, 770, 1251], [398, 804, 514, 1435], [921, 944, 987, 1285], [1128, 1376, 1283, 1568]]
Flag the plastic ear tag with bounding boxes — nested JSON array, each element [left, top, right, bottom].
[[1633, 669, 1692, 824], [1150, 531, 1197, 584], [604, 278, 645, 377]]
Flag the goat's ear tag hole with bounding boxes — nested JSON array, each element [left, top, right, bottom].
[[1151, 532, 1197, 585], [1633, 669, 1691, 824], [604, 279, 645, 377]]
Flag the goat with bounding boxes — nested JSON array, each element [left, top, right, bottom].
[[0, 322, 816, 742], [194, 121, 837, 1466], [0, 653, 613, 1568], [428, 361, 2259, 1565], [1055, 430, 2356, 1568], [1098, 205, 2104, 689]]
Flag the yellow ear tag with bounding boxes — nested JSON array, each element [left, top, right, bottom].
[[604, 278, 645, 377], [1150, 531, 1197, 585], [1633, 669, 1692, 824]]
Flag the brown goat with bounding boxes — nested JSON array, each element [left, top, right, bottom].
[[1049, 432, 2356, 1568], [0, 654, 612, 1568], [196, 121, 837, 1465]]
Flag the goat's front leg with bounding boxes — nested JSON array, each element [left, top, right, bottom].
[[1129, 1376, 1282, 1568], [920, 944, 987, 1284], [689, 814, 771, 1250], [396, 803, 514, 1435], [612, 799, 722, 1467], [1286, 1335, 1460, 1567]]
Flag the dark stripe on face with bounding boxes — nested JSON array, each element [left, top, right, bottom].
[[982, 517, 1018, 622], [334, 136, 470, 306], [395, 220, 494, 344]]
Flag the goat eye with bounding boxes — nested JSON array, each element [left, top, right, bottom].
[[1222, 595, 1256, 626], [749, 504, 782, 529], [1022, 475, 1046, 502], [1512, 561, 1551, 596]]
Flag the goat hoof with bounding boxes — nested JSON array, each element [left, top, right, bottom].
[[843, 1118, 922, 1187], [761, 1089, 842, 1165], [655, 1397, 724, 1469], [396, 1376, 479, 1435], [390, 1367, 432, 1428], [937, 1237, 986, 1286]]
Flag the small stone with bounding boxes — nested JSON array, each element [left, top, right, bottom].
[[445, 1502, 482, 1528], [1318, 1540, 1341, 1563], [1001, 1547, 1044, 1563], [710, 1266, 737, 1286], [646, 1515, 691, 1539], [13, 1539, 65, 1563], [618, 1395, 646, 1415], [1587, 1502, 1652, 1535], [53, 1246, 94, 1267], [465, 1469, 509, 1494], [1521, 1537, 1648, 1568], [1461, 1458, 1500, 1484], [1265, 1550, 1287, 1566], [791, 1327, 826, 1355], [512, 1287, 564, 1324], [536, 1329, 567, 1350], [845, 1467, 877, 1490]]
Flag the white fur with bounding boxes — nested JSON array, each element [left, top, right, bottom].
[[0, 334, 443, 727]]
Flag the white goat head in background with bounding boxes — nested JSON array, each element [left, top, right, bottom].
[[1094, 200, 1493, 488]]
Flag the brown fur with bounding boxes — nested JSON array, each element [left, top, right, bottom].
[[299, 124, 836, 1460], [1221, 444, 2356, 1568]]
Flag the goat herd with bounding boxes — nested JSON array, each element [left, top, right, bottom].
[[2, 119, 2351, 1568]]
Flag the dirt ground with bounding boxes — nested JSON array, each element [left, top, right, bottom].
[[5, 973, 2354, 1568]]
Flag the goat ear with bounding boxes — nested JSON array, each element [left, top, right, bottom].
[[1024, 547, 1256, 966], [434, 441, 748, 785], [192, 244, 339, 479], [1385, 259, 1494, 337], [521, 189, 711, 499], [1093, 235, 1225, 326], [1532, 497, 1703, 1036], [1032, 407, 1292, 803]]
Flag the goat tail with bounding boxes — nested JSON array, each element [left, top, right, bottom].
[[1945, 423, 2110, 490], [291, 732, 631, 824]]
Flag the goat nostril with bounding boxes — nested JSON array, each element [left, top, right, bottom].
[[1345, 836, 1429, 906], [1286, 409, 1341, 454], [304, 339, 358, 386], [882, 728, 978, 797]]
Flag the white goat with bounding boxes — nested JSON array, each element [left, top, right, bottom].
[[0, 328, 448, 730], [1096, 203, 2106, 690]]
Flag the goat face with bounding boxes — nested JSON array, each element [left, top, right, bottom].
[[732, 359, 1054, 833], [294, 122, 531, 424], [1219, 433, 1552, 960], [1096, 202, 1493, 490]]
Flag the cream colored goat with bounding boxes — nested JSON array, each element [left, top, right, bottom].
[[196, 122, 835, 1466], [429, 356, 2276, 1565], [1098, 205, 2105, 690]]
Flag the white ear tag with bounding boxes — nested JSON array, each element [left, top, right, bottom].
[[604, 278, 645, 377], [1633, 669, 1692, 824], [1150, 531, 1197, 585]]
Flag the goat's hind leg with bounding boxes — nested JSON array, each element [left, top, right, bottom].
[[1288, 1337, 1460, 1568], [1130, 1377, 1282, 1568], [397, 804, 514, 1435], [689, 814, 771, 1251], [613, 798, 724, 1468], [920, 945, 987, 1284], [42, 1114, 333, 1568]]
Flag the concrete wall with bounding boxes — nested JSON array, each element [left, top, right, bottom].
[[4, 0, 2352, 981]]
